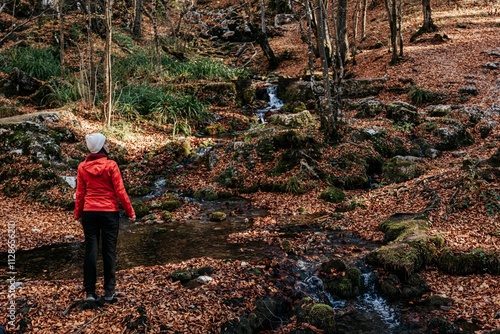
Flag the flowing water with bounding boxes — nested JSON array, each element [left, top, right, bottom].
[[255, 85, 284, 123]]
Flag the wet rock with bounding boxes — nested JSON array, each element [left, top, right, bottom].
[[424, 295, 454, 308]]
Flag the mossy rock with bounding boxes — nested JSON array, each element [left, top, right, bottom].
[[170, 139, 192, 160], [193, 188, 219, 200], [132, 200, 150, 218], [216, 166, 243, 189], [171, 270, 192, 282], [129, 186, 151, 197], [161, 200, 181, 211], [319, 186, 345, 203], [161, 211, 172, 221], [402, 273, 430, 299], [325, 268, 362, 299], [256, 137, 276, 163], [382, 157, 427, 184], [380, 274, 402, 300], [204, 123, 226, 136], [367, 241, 436, 279], [281, 239, 293, 254], [281, 101, 307, 113], [378, 213, 430, 243], [297, 299, 336, 333], [209, 211, 227, 222], [436, 249, 500, 275]]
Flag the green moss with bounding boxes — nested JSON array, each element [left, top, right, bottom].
[[319, 186, 345, 203], [281, 239, 293, 254], [161, 211, 172, 221], [378, 217, 429, 243], [132, 200, 150, 218], [297, 300, 336, 332], [204, 123, 225, 136], [209, 211, 227, 222], [436, 249, 500, 275], [161, 200, 181, 211], [171, 270, 192, 282]]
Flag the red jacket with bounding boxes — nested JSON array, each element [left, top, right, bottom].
[[74, 154, 135, 220]]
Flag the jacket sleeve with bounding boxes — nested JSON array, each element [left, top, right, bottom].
[[110, 161, 135, 218], [74, 165, 86, 220]]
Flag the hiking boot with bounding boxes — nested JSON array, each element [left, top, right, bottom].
[[103, 290, 115, 302], [84, 293, 98, 301]]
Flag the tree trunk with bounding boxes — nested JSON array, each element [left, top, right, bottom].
[[337, 0, 349, 64], [87, 0, 96, 107], [132, 0, 142, 38], [152, 0, 161, 69], [384, 0, 399, 64], [361, 0, 368, 39], [422, 0, 436, 31], [398, 0, 403, 57], [351, 0, 361, 64], [103, 0, 113, 127], [259, 0, 278, 68], [58, 0, 65, 76]]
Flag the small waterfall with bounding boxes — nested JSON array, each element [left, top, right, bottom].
[[294, 259, 403, 333], [357, 272, 401, 329], [256, 85, 284, 123]]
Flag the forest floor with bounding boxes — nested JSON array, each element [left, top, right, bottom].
[[1, 0, 500, 333]]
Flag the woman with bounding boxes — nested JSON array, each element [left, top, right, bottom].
[[74, 133, 136, 302]]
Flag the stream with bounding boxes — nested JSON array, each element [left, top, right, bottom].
[[0, 198, 273, 281]]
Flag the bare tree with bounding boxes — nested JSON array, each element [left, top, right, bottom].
[[336, 0, 349, 64], [361, 0, 368, 39], [384, 0, 403, 64], [132, 0, 143, 38], [410, 0, 438, 42], [103, 0, 113, 126], [58, 0, 65, 76]]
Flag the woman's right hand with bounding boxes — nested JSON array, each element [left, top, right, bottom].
[[129, 215, 136, 223]]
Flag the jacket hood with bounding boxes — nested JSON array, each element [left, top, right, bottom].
[[82, 155, 108, 176]]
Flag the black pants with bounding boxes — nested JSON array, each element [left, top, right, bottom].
[[82, 211, 120, 294]]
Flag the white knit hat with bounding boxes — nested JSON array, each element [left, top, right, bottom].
[[85, 133, 106, 153]]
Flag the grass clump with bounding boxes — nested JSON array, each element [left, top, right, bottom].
[[0, 46, 61, 80], [408, 86, 443, 106]]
